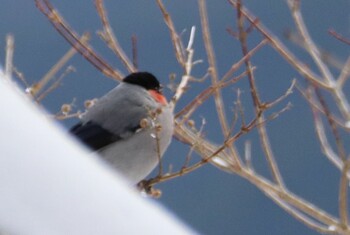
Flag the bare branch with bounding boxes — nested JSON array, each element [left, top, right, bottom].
[[156, 0, 186, 67], [222, 38, 268, 82], [266, 192, 338, 234], [315, 87, 346, 162], [235, 0, 285, 188], [171, 26, 196, 108], [176, 69, 251, 123], [198, 0, 242, 168], [287, 0, 350, 121], [131, 35, 138, 70], [265, 79, 296, 109], [337, 57, 350, 88], [287, 0, 334, 83], [35, 0, 123, 80], [244, 140, 252, 170], [5, 34, 14, 81], [36, 66, 76, 102], [95, 0, 136, 73], [329, 29, 350, 46], [339, 160, 350, 230], [228, 0, 330, 89], [308, 87, 343, 171], [30, 33, 89, 97], [240, 169, 339, 228], [199, 0, 229, 134]]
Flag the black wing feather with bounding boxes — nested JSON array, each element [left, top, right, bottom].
[[70, 121, 141, 151], [70, 121, 121, 151]]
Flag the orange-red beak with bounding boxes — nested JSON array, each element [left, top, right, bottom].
[[148, 90, 168, 105]]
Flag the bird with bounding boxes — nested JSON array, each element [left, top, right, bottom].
[[70, 72, 174, 184]]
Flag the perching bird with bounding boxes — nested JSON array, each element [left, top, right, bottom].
[[70, 72, 174, 184]]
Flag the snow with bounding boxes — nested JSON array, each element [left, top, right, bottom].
[[0, 77, 195, 235]]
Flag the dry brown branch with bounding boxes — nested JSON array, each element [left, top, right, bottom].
[[284, 29, 344, 71], [13, 67, 30, 88], [329, 29, 350, 46], [170, 26, 197, 108], [228, 0, 330, 89], [337, 57, 350, 88], [36, 66, 76, 102], [308, 87, 344, 171], [199, 0, 229, 136], [144, 114, 261, 187], [95, 0, 136, 73], [131, 35, 138, 69], [30, 33, 88, 98], [222, 38, 268, 82], [199, 0, 243, 168], [240, 169, 339, 228], [339, 160, 350, 230], [287, 0, 350, 121], [156, 0, 186, 67], [265, 79, 296, 109], [35, 0, 123, 81], [176, 68, 251, 122], [266, 191, 338, 234], [315, 87, 346, 162], [235, 0, 285, 188], [5, 34, 14, 81], [244, 140, 252, 170], [297, 84, 347, 130]]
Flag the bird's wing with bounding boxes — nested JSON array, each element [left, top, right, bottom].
[[70, 121, 123, 151], [70, 84, 156, 151]]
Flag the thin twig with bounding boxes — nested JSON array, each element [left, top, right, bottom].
[[156, 0, 186, 67], [236, 0, 285, 188], [315, 87, 346, 162], [265, 79, 296, 109], [297, 84, 347, 130], [171, 26, 196, 108], [199, 0, 242, 168], [287, 0, 350, 121], [13, 67, 29, 87], [284, 29, 344, 71], [222, 39, 268, 82], [36, 66, 76, 102], [131, 34, 138, 70], [176, 69, 251, 123], [35, 0, 123, 80], [244, 140, 252, 170], [266, 192, 338, 234], [199, 0, 229, 135], [95, 0, 136, 73], [339, 160, 350, 230], [329, 29, 350, 46], [147, 116, 258, 187], [30, 33, 89, 97], [308, 87, 343, 171], [337, 57, 350, 88], [182, 118, 206, 169], [155, 124, 163, 177], [240, 169, 339, 228], [5, 34, 14, 81], [228, 0, 330, 89]]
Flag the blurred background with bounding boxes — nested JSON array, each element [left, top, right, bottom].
[[0, 1, 349, 234]]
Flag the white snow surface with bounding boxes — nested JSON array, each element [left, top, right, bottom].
[[0, 78, 195, 235]]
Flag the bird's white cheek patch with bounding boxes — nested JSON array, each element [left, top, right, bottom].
[[148, 90, 168, 105]]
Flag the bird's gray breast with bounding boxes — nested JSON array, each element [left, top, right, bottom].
[[81, 83, 174, 183]]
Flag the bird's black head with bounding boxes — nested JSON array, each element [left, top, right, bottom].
[[123, 72, 162, 91]]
